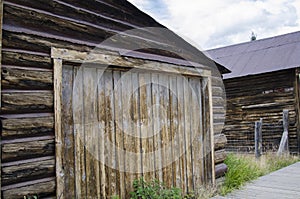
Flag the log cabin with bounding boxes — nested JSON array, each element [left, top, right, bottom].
[[207, 31, 300, 153], [0, 0, 229, 198]]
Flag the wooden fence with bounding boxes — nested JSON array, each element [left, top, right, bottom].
[[53, 48, 215, 198]]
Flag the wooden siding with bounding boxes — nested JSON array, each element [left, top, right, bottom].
[[223, 69, 300, 153], [58, 65, 213, 198], [0, 0, 226, 197]]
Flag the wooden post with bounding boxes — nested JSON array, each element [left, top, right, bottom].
[[208, 75, 216, 185], [255, 118, 263, 159], [278, 110, 289, 155], [53, 58, 64, 199]]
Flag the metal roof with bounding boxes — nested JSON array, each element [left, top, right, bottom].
[[206, 31, 300, 79]]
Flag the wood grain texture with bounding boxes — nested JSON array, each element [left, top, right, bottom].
[[61, 65, 75, 198], [0, 1, 3, 196], [53, 58, 64, 199], [1, 116, 53, 139], [2, 65, 52, 90], [1, 90, 53, 114], [2, 158, 55, 186], [2, 139, 55, 162], [224, 69, 299, 152], [1, 0, 225, 197], [2, 178, 55, 199]]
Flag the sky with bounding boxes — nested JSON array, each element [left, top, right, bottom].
[[128, 0, 300, 49]]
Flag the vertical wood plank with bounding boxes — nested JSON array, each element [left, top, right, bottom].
[[113, 71, 125, 198], [190, 78, 203, 187], [97, 68, 107, 199], [146, 74, 156, 181], [151, 73, 163, 182], [53, 58, 64, 199], [158, 74, 171, 187], [73, 66, 86, 198], [121, 71, 135, 198], [83, 66, 99, 198], [208, 76, 215, 184], [61, 66, 75, 198], [139, 73, 155, 181], [183, 77, 193, 192], [132, 72, 142, 177], [169, 75, 181, 187], [104, 70, 117, 196], [177, 76, 187, 192]]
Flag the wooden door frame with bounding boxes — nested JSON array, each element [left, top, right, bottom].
[[51, 47, 215, 198]]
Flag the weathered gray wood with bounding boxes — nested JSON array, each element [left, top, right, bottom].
[[214, 149, 227, 164], [51, 48, 211, 77], [1, 66, 53, 89], [151, 73, 163, 183], [2, 178, 55, 199], [2, 158, 55, 186], [2, 50, 52, 68], [176, 75, 187, 192], [223, 69, 299, 153], [0, 0, 3, 196], [1, 116, 54, 139], [61, 65, 76, 198], [1, 91, 53, 114], [53, 58, 64, 199], [278, 110, 289, 155], [2, 139, 55, 162], [114, 70, 125, 198], [255, 119, 263, 158], [208, 77, 215, 183], [214, 134, 227, 150], [98, 68, 107, 199]]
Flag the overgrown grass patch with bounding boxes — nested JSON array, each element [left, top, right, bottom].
[[220, 153, 299, 195]]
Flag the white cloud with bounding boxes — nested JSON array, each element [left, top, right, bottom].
[[128, 0, 300, 49]]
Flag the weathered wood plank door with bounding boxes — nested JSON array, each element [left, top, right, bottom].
[[53, 48, 214, 199]]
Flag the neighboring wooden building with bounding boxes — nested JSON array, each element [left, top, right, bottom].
[[0, 0, 229, 198], [207, 31, 300, 153]]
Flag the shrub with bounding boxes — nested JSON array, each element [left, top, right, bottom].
[[130, 178, 182, 199]]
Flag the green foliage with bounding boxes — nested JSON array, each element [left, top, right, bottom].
[[130, 178, 182, 199], [220, 154, 261, 195], [220, 153, 299, 196], [111, 195, 121, 199]]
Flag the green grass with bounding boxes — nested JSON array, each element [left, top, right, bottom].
[[220, 153, 299, 195]]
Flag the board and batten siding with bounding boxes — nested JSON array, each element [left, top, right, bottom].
[[0, 0, 226, 198], [223, 69, 300, 153]]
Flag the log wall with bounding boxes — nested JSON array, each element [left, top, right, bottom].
[[223, 69, 300, 153], [0, 0, 227, 198]]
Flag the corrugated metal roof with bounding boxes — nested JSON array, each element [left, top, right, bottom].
[[206, 31, 300, 79]]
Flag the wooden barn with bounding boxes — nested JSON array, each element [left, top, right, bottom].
[[0, 0, 229, 198], [207, 31, 300, 153]]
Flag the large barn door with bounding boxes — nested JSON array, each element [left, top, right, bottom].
[[52, 48, 214, 199]]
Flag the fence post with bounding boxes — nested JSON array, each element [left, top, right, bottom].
[[255, 118, 263, 159], [278, 110, 289, 155]]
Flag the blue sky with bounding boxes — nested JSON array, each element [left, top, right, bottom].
[[128, 0, 300, 49]]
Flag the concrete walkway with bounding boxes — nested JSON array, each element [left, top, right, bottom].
[[213, 162, 300, 199]]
